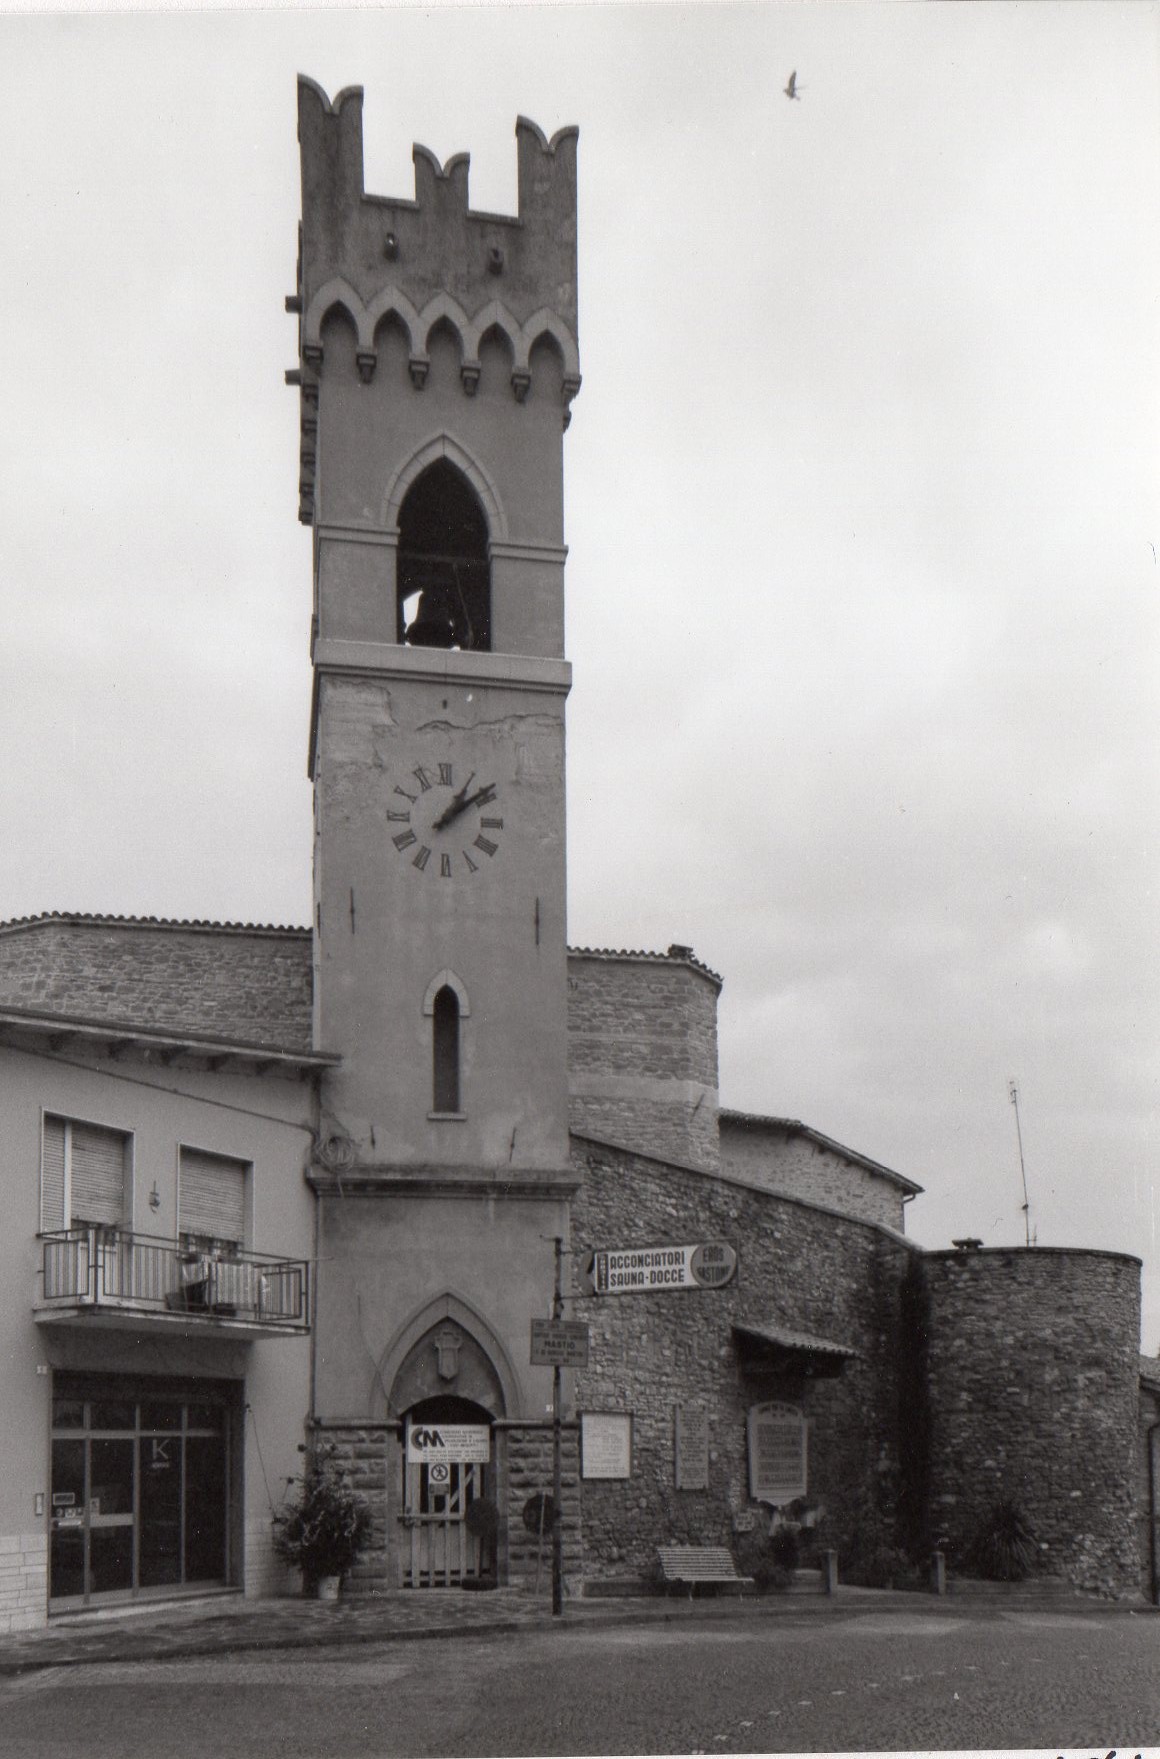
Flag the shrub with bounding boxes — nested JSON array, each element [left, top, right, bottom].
[[963, 1500, 1038, 1582], [273, 1439, 372, 1588]]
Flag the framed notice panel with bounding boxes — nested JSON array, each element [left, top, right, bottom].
[[674, 1404, 709, 1490], [581, 1412, 632, 1480], [747, 1402, 806, 1503]]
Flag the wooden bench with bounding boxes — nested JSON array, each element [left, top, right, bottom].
[[657, 1545, 754, 1597]]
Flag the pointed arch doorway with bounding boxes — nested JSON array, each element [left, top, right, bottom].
[[383, 1297, 519, 1589]]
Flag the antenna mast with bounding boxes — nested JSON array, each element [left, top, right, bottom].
[[1008, 1079, 1032, 1247]]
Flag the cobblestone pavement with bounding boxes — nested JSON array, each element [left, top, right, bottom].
[[0, 1600, 1156, 1756], [0, 1580, 1152, 1679]]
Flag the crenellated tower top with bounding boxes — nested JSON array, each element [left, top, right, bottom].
[[291, 80, 579, 484]]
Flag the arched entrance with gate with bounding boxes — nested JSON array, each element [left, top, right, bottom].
[[401, 1393, 495, 1588], [381, 1295, 520, 1589]]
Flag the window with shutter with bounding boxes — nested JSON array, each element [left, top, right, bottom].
[[178, 1149, 248, 1249], [46, 1118, 128, 1229], [71, 1123, 128, 1226], [41, 1115, 66, 1232]]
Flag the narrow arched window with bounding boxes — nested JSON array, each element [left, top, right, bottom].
[[432, 985, 461, 1114]]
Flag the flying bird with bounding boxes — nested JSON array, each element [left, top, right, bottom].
[[784, 71, 802, 100]]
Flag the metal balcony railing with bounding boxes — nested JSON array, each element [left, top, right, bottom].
[[38, 1228, 310, 1331]]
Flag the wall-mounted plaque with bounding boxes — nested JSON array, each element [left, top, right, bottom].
[[581, 1412, 632, 1480], [674, 1404, 709, 1490], [747, 1401, 806, 1503]]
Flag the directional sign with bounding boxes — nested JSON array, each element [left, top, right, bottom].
[[530, 1318, 590, 1367], [580, 1242, 737, 1296]]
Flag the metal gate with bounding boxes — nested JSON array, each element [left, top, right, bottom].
[[401, 1457, 486, 1587]]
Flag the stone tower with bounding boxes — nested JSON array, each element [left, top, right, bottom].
[[292, 78, 582, 1588]]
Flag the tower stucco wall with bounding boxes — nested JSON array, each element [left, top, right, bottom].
[[923, 1247, 1141, 1596]]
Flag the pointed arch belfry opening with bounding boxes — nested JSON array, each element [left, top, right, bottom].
[[384, 437, 504, 655]]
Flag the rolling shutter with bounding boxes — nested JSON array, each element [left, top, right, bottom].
[[179, 1149, 247, 1245], [42, 1115, 66, 1232], [69, 1121, 127, 1227]]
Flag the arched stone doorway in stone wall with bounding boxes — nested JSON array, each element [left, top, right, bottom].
[[383, 1298, 518, 1588]]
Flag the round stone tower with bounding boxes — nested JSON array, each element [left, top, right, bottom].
[[923, 1245, 1141, 1595]]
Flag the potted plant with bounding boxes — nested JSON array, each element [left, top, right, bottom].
[[273, 1439, 372, 1599]]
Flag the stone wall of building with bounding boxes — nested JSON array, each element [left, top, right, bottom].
[[569, 1136, 918, 1579], [923, 1248, 1142, 1596], [0, 916, 313, 1051], [567, 949, 721, 1173], [719, 1114, 911, 1232], [0, 1532, 46, 1633], [1136, 1363, 1160, 1603], [503, 1424, 582, 1590]]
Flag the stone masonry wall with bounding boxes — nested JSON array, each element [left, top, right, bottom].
[[720, 1116, 908, 1232], [570, 1137, 916, 1580], [504, 1425, 582, 1591], [0, 918, 313, 1051], [1138, 1370, 1160, 1602], [567, 950, 721, 1173], [0, 1532, 47, 1633], [923, 1248, 1142, 1596]]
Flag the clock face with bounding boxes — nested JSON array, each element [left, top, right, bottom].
[[386, 761, 503, 879]]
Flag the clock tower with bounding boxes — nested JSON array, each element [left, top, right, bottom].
[[292, 78, 582, 1588]]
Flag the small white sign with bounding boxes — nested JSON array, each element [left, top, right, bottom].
[[406, 1422, 490, 1465], [581, 1412, 632, 1480]]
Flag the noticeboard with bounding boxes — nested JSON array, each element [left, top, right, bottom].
[[747, 1402, 806, 1503], [580, 1412, 632, 1480], [674, 1404, 709, 1491], [406, 1421, 491, 1465]]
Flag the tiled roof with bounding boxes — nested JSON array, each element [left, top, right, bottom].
[[567, 944, 723, 986], [719, 1110, 923, 1196], [0, 912, 308, 936], [733, 1320, 857, 1357], [0, 913, 313, 1052]]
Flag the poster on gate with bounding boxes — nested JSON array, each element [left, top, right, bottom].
[[405, 1421, 491, 1464]]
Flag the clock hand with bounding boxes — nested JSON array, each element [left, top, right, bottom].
[[431, 772, 476, 831]]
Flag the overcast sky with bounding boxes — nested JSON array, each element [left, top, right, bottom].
[[2, 3, 1157, 1345]]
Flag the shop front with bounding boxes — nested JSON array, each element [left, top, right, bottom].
[[49, 1372, 240, 1610]]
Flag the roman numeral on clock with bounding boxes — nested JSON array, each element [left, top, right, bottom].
[[412, 845, 431, 872], [479, 817, 503, 830], [462, 850, 479, 874], [393, 830, 417, 852], [440, 854, 452, 878], [412, 766, 432, 792], [387, 810, 411, 823], [473, 834, 498, 857], [439, 763, 453, 786]]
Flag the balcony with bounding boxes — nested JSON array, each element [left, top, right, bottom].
[[35, 1229, 310, 1339]]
